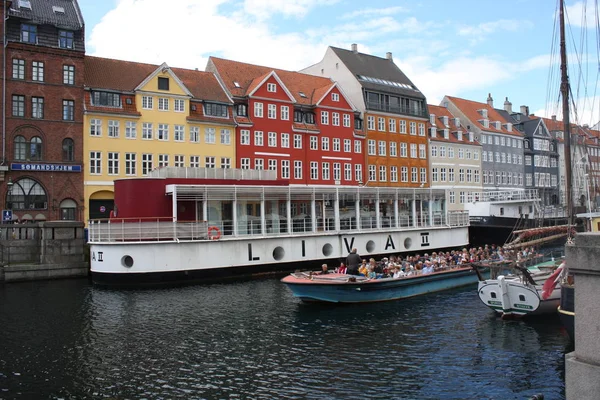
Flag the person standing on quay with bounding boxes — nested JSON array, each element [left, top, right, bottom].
[[346, 248, 361, 275]]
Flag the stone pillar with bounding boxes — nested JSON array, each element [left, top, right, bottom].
[[565, 233, 600, 400]]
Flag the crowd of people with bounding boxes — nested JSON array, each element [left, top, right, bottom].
[[317, 245, 540, 280]]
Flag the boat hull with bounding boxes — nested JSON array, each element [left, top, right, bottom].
[[477, 278, 560, 317], [559, 284, 574, 340], [281, 268, 487, 303]]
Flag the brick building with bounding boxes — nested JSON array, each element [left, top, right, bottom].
[[1, 0, 85, 222]]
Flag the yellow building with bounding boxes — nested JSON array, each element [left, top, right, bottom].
[[83, 56, 235, 221]]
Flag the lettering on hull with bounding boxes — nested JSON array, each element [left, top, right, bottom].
[[385, 235, 396, 250], [421, 233, 430, 247], [91, 251, 104, 262], [248, 243, 260, 261], [343, 237, 354, 253]]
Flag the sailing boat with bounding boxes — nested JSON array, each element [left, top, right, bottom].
[[477, 0, 586, 319]]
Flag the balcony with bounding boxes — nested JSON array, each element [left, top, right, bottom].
[[365, 100, 427, 118]]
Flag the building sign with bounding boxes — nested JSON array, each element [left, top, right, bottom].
[[2, 210, 12, 222], [10, 163, 82, 172]]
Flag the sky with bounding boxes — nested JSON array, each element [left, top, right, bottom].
[[78, 0, 600, 127]]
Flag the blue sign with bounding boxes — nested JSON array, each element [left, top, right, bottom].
[[2, 210, 12, 222], [10, 163, 82, 172]]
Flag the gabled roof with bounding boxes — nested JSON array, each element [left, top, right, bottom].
[[134, 63, 193, 97], [8, 0, 84, 30], [427, 104, 480, 146], [330, 46, 425, 100], [246, 70, 296, 102], [445, 96, 522, 137], [84, 56, 231, 103], [208, 56, 340, 107]]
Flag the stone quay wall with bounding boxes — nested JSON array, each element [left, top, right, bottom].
[[0, 221, 89, 282]]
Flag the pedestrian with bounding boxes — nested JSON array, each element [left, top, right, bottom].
[[345, 247, 361, 275]]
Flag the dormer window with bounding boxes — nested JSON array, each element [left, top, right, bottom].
[[444, 129, 449, 139], [505, 122, 512, 132], [52, 6, 65, 14], [354, 118, 363, 130], [58, 30, 74, 49], [494, 121, 501, 130], [158, 77, 169, 91], [21, 24, 37, 44], [294, 110, 303, 123], [479, 119, 489, 128], [469, 132, 474, 142], [457, 131, 463, 141], [455, 117, 460, 128], [92, 91, 121, 107], [429, 114, 435, 124], [430, 127, 437, 138], [235, 104, 248, 117], [479, 108, 488, 118], [332, 93, 339, 102], [442, 116, 449, 126], [305, 112, 315, 124], [204, 103, 228, 117], [267, 83, 276, 92], [18, 0, 31, 9]]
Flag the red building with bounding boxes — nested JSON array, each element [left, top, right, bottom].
[[1, 0, 85, 222], [206, 57, 365, 186]]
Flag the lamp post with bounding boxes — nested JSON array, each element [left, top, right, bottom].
[[5, 177, 13, 224], [585, 173, 593, 231]]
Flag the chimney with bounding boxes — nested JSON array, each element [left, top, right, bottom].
[[504, 97, 512, 113], [487, 93, 493, 108], [386, 52, 393, 61], [351, 43, 358, 54], [551, 115, 556, 121], [520, 105, 529, 115]]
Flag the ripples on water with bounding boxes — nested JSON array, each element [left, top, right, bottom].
[[0, 278, 570, 399]]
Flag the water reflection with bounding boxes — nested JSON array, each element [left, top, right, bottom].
[[0, 279, 570, 399]]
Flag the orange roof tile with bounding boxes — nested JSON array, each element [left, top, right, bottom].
[[427, 104, 480, 146], [445, 96, 523, 137]]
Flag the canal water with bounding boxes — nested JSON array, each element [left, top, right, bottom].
[[0, 277, 570, 399]]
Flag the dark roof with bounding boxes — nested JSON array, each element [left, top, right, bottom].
[[330, 46, 425, 100], [8, 0, 84, 30]]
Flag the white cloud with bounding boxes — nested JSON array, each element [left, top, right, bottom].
[[242, 0, 339, 21], [565, 0, 598, 28], [457, 19, 533, 45], [533, 95, 600, 128], [340, 6, 406, 20]]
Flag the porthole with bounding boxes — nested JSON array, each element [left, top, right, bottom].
[[491, 292, 497, 299], [404, 238, 412, 250], [121, 255, 134, 268], [519, 294, 526, 301], [366, 240, 375, 253], [273, 246, 285, 261], [322, 243, 333, 257]]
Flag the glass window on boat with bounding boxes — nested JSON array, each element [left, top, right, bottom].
[[379, 193, 396, 229], [292, 192, 313, 233], [265, 192, 289, 235], [236, 192, 262, 235], [398, 195, 413, 227], [360, 192, 377, 230], [315, 192, 335, 232], [338, 191, 357, 230]]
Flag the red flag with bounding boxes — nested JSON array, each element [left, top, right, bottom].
[[542, 263, 564, 300]]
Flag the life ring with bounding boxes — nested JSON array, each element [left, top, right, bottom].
[[207, 226, 221, 240]]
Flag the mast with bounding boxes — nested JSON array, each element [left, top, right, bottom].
[[559, 0, 573, 230]]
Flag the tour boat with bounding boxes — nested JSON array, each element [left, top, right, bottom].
[[88, 167, 470, 285], [281, 266, 487, 303]]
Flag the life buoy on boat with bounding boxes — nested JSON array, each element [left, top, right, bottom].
[[207, 226, 221, 240]]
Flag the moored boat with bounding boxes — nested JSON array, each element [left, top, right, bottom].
[[281, 266, 487, 303]]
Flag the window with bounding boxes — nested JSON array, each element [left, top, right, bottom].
[[399, 120, 406, 134], [268, 132, 277, 147], [31, 97, 44, 119], [205, 103, 228, 117], [205, 156, 215, 168], [158, 77, 169, 90], [92, 91, 121, 107], [281, 160, 290, 179], [332, 112, 340, 126], [90, 119, 102, 136], [142, 96, 153, 109], [125, 153, 136, 176], [459, 168, 465, 182], [11, 95, 25, 117], [235, 104, 248, 117], [310, 162, 318, 180], [205, 128, 215, 144], [294, 134, 302, 149], [482, 152, 487, 162], [332, 93, 339, 101], [343, 163, 351, 181], [240, 158, 250, 170], [142, 154, 153, 175], [32, 61, 44, 81], [63, 100, 74, 120], [108, 120, 120, 138], [310, 136, 317, 150], [343, 114, 351, 127], [142, 122, 153, 140], [355, 140, 362, 154], [90, 151, 102, 174], [448, 147, 455, 158], [419, 144, 426, 159], [268, 159, 277, 175], [281, 133, 290, 148], [367, 116, 375, 130], [432, 168, 438, 182], [458, 149, 465, 159], [418, 123, 425, 136], [379, 165, 387, 182], [431, 145, 438, 157], [158, 154, 169, 167], [281, 106, 289, 120], [108, 152, 119, 175], [390, 142, 397, 156], [190, 156, 200, 168], [21, 24, 37, 43], [355, 164, 363, 183], [62, 138, 74, 161], [294, 160, 302, 179], [254, 102, 263, 118], [267, 83, 276, 92], [13, 135, 41, 161], [158, 124, 169, 141], [13, 59, 25, 79], [174, 155, 184, 168], [410, 143, 417, 158], [240, 130, 250, 145], [158, 98, 169, 111], [63, 65, 75, 85], [449, 168, 455, 182], [58, 30, 74, 48], [440, 168, 447, 182], [378, 140, 386, 156], [439, 146, 446, 158], [255, 159, 265, 171], [389, 119, 396, 133], [368, 140, 376, 155], [321, 137, 330, 151], [378, 117, 385, 131], [254, 131, 264, 146], [390, 166, 398, 182], [333, 138, 341, 152], [125, 121, 137, 139], [459, 192, 465, 204], [220, 129, 231, 145], [174, 99, 185, 112], [268, 104, 277, 119], [400, 143, 407, 157], [344, 139, 351, 153], [411, 167, 418, 183], [221, 157, 231, 169], [174, 125, 185, 142], [401, 167, 408, 182], [449, 192, 455, 204], [6, 178, 47, 211], [323, 162, 330, 180], [333, 163, 341, 181], [409, 122, 416, 135], [321, 111, 329, 125], [467, 169, 473, 182], [525, 155, 532, 166]]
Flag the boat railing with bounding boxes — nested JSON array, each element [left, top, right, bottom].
[[88, 218, 209, 242], [476, 189, 539, 202], [448, 211, 469, 227]]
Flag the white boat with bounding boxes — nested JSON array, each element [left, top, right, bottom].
[[476, 259, 564, 318], [88, 168, 470, 286]]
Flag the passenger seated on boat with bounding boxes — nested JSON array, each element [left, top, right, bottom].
[[319, 264, 330, 274], [336, 263, 347, 274], [422, 261, 434, 275], [359, 261, 368, 277], [367, 265, 377, 279]]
